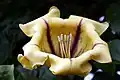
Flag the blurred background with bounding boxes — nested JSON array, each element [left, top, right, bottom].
[[0, 0, 120, 80]]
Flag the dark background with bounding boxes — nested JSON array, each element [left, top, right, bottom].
[[0, 0, 120, 80]]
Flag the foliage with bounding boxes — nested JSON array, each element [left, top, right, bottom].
[[0, 0, 120, 80]]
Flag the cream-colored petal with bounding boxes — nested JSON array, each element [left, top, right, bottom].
[[19, 23, 35, 37], [19, 6, 60, 37], [91, 44, 112, 63], [48, 54, 70, 75], [81, 21, 112, 63], [70, 58, 92, 76], [17, 54, 33, 70], [47, 54, 92, 76], [22, 43, 49, 68], [69, 15, 109, 36], [19, 18, 45, 37], [43, 6, 60, 18]]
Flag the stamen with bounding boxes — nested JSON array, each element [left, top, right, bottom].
[[57, 36, 61, 42], [58, 35, 64, 57], [58, 33, 72, 58], [61, 34, 63, 41], [64, 35, 67, 41], [64, 35, 67, 57], [69, 33, 72, 42], [68, 33, 72, 58], [61, 35, 66, 57], [66, 35, 69, 57]]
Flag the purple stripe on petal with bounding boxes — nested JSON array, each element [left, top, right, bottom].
[[70, 18, 83, 58], [42, 18, 55, 55], [92, 43, 106, 49]]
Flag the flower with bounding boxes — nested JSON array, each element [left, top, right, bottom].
[[17, 6, 112, 76]]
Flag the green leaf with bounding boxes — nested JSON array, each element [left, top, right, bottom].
[[0, 65, 14, 80], [93, 61, 116, 76], [106, 1, 120, 64], [108, 40, 120, 63]]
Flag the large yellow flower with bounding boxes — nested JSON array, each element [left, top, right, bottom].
[[17, 6, 112, 76]]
